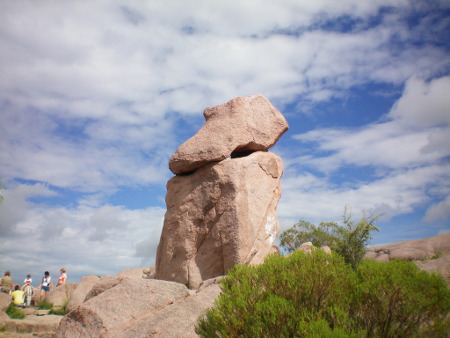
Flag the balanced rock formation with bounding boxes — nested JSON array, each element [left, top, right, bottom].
[[156, 94, 288, 289], [156, 151, 283, 289], [169, 94, 289, 175]]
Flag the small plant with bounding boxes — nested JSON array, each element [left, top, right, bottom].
[[6, 303, 26, 319], [37, 299, 53, 310], [1, 324, 7, 332], [49, 300, 69, 316], [431, 253, 441, 260]]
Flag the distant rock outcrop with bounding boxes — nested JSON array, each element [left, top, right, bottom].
[[365, 233, 450, 282], [169, 94, 288, 175]]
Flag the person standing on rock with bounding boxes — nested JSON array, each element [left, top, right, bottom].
[[40, 271, 52, 301], [0, 271, 13, 294], [22, 274, 33, 307], [57, 268, 67, 286]]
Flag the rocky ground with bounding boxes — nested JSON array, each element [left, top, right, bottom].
[[0, 308, 63, 338], [1, 234, 448, 337]]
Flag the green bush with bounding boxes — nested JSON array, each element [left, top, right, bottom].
[[355, 259, 450, 337], [196, 250, 450, 337], [279, 206, 379, 269], [6, 303, 26, 319]]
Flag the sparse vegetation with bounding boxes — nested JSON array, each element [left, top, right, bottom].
[[196, 249, 450, 337], [49, 299, 69, 316], [37, 299, 53, 310], [6, 303, 26, 319], [280, 206, 379, 269]]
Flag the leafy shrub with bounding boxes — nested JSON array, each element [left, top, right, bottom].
[[196, 250, 450, 337], [196, 249, 364, 337], [37, 299, 53, 310], [355, 259, 450, 337], [6, 303, 26, 319], [280, 206, 378, 268]]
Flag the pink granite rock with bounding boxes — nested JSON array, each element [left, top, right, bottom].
[[54, 278, 191, 338], [156, 151, 283, 289], [169, 94, 288, 174], [66, 275, 100, 312]]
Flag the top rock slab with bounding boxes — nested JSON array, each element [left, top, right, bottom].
[[169, 94, 289, 175]]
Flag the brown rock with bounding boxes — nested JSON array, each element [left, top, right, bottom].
[[0, 291, 10, 311], [297, 242, 314, 254], [156, 151, 283, 289], [169, 94, 289, 175], [117, 267, 147, 279], [54, 278, 190, 338], [107, 280, 222, 337], [66, 275, 100, 312], [84, 275, 121, 302], [46, 283, 78, 307]]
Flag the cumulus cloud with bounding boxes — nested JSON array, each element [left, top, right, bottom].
[[0, 0, 449, 281], [423, 195, 450, 223], [282, 75, 450, 236]]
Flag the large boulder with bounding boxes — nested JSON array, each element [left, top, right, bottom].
[[106, 279, 222, 337], [156, 151, 283, 289], [46, 283, 78, 307], [169, 94, 289, 175], [54, 278, 192, 338], [117, 267, 147, 278], [84, 275, 121, 302], [66, 275, 100, 312]]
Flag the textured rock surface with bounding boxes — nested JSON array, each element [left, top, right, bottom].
[[66, 275, 100, 312], [156, 151, 283, 289], [54, 278, 193, 338], [46, 283, 78, 307], [0, 292, 10, 312], [169, 94, 289, 175], [365, 233, 450, 261], [106, 280, 221, 337], [83, 275, 121, 302]]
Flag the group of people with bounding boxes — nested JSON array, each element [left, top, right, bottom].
[[0, 268, 67, 306]]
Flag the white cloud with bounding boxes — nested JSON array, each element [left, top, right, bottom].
[[0, 183, 166, 282], [423, 195, 450, 223], [0, 0, 449, 281]]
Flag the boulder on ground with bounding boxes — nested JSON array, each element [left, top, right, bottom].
[[297, 242, 314, 254], [46, 283, 78, 307], [156, 151, 283, 289], [117, 267, 147, 279], [0, 292, 10, 311], [84, 275, 121, 302], [66, 275, 100, 313], [169, 94, 288, 175], [54, 278, 191, 338], [106, 279, 222, 337]]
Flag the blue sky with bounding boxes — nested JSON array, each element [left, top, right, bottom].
[[1, 0, 449, 284]]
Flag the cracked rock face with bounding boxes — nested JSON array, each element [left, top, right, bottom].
[[156, 151, 283, 289], [169, 94, 289, 175], [156, 94, 288, 289]]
